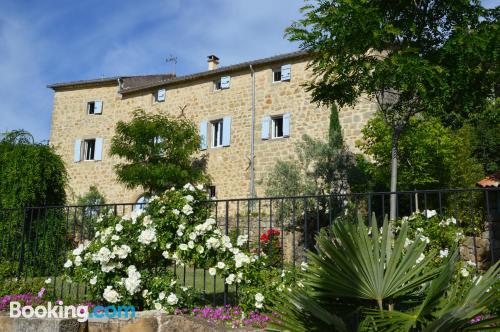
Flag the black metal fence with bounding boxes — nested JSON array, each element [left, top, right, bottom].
[[0, 188, 498, 304]]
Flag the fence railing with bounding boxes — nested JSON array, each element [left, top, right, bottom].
[[0, 188, 498, 304]]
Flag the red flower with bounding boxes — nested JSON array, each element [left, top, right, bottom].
[[260, 228, 280, 242]]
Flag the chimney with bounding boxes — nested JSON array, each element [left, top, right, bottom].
[[207, 55, 219, 70]]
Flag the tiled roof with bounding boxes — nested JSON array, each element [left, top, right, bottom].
[[476, 172, 500, 188], [47, 50, 309, 93], [118, 50, 309, 94]]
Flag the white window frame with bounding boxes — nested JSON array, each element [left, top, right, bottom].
[[211, 119, 224, 148], [271, 116, 284, 139], [154, 89, 166, 103], [272, 68, 282, 83], [83, 139, 96, 160]]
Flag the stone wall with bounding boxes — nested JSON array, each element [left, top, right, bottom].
[[49, 58, 377, 204]]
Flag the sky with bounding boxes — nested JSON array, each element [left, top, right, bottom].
[[0, 0, 497, 142], [0, 0, 304, 141]]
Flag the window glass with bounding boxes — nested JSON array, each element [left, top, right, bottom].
[[273, 69, 282, 82], [211, 120, 223, 147], [272, 117, 284, 138], [84, 139, 96, 160]]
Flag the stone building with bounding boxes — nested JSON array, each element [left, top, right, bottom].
[[48, 51, 377, 204]]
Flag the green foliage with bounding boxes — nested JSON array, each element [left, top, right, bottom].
[[359, 114, 484, 190], [469, 101, 500, 174], [77, 186, 106, 207], [270, 215, 500, 331], [0, 130, 67, 208], [110, 110, 208, 195]]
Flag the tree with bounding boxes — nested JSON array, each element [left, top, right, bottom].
[[359, 114, 484, 190], [287, 0, 489, 220], [110, 110, 207, 195], [0, 130, 67, 208]]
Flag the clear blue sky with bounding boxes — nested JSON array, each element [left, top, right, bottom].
[[0, 0, 497, 141], [0, 0, 303, 141]]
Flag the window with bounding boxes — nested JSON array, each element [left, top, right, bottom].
[[83, 139, 96, 160], [87, 100, 102, 114], [87, 102, 96, 114], [155, 89, 166, 102], [272, 116, 284, 138], [214, 79, 222, 91], [134, 195, 150, 211], [211, 119, 224, 147], [272, 68, 282, 83], [209, 186, 216, 199]]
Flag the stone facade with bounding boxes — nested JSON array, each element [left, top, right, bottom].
[[49, 53, 377, 204]]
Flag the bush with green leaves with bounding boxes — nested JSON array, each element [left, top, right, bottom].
[[63, 184, 294, 312], [271, 215, 500, 331]]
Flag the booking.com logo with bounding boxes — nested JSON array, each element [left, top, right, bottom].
[[10, 301, 136, 322]]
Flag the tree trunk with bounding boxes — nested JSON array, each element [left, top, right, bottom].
[[389, 132, 398, 221]]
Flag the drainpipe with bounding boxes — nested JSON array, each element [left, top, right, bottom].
[[249, 65, 256, 199]]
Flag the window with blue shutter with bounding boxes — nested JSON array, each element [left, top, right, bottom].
[[94, 138, 103, 161], [222, 116, 231, 146], [281, 64, 291, 81], [261, 116, 271, 140], [199, 121, 208, 150], [283, 113, 291, 137], [94, 101, 103, 114], [220, 76, 231, 89], [156, 89, 166, 102], [74, 139, 82, 162]]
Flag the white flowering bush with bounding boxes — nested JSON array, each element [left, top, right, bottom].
[[63, 184, 287, 311]]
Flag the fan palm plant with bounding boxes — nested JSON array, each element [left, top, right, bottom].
[[269, 214, 499, 331]]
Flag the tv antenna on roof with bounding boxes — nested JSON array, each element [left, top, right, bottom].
[[166, 55, 178, 74]]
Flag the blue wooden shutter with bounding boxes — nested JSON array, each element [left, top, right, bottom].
[[222, 116, 232, 146], [283, 113, 291, 137], [94, 100, 103, 114], [220, 76, 230, 89], [74, 139, 82, 162], [281, 64, 291, 81], [199, 121, 208, 150], [261, 116, 271, 140], [94, 138, 103, 160], [157, 89, 166, 102]]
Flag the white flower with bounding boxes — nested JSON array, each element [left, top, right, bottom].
[[196, 245, 204, 254], [72, 244, 85, 256], [447, 217, 457, 225], [90, 276, 97, 285], [237, 235, 248, 247], [170, 279, 177, 286], [176, 230, 184, 237], [101, 264, 115, 273], [154, 303, 162, 310], [196, 184, 204, 190], [103, 286, 120, 303], [142, 289, 149, 298], [162, 250, 170, 259], [111, 235, 120, 242], [255, 293, 264, 302], [74, 256, 82, 266], [255, 302, 263, 309], [416, 227, 424, 233], [460, 268, 470, 277], [184, 195, 194, 202], [172, 209, 180, 215], [64, 259, 73, 268], [301, 262, 308, 271], [208, 267, 216, 276], [182, 204, 193, 215], [93, 247, 112, 264], [225, 274, 236, 285], [466, 260, 476, 267], [113, 245, 131, 259], [138, 228, 157, 245], [420, 235, 430, 244], [217, 262, 225, 269], [234, 252, 250, 268], [159, 292, 166, 300], [181, 286, 188, 292], [115, 223, 123, 232], [143, 215, 153, 226], [416, 253, 425, 264], [179, 244, 188, 251], [124, 265, 141, 295], [206, 237, 220, 250], [439, 249, 449, 258], [404, 238, 413, 248], [188, 241, 195, 249], [183, 183, 195, 191], [167, 293, 178, 305], [423, 210, 437, 218], [45, 278, 52, 284], [189, 232, 197, 240], [166, 243, 172, 249]]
